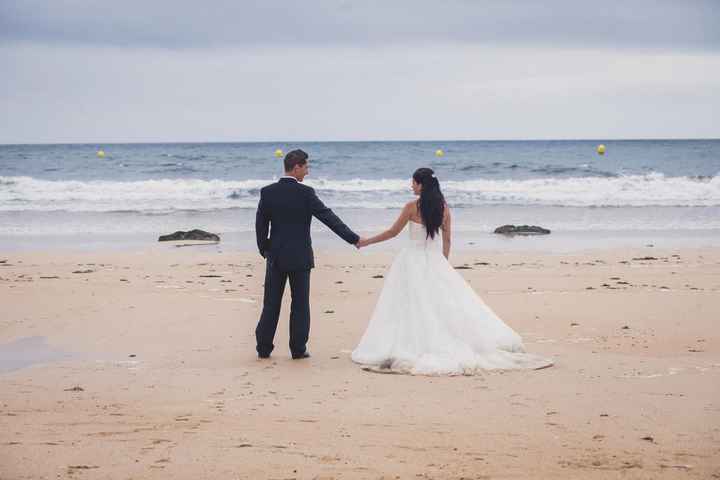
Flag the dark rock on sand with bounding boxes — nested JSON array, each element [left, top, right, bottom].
[[494, 225, 551, 236], [158, 229, 220, 242]]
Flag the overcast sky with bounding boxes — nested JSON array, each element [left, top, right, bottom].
[[1, 0, 719, 143]]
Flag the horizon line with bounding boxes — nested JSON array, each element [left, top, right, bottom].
[[1, 136, 719, 146]]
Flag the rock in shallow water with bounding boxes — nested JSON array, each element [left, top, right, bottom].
[[158, 229, 220, 242], [493, 225, 551, 236]]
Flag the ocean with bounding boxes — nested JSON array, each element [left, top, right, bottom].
[[1, 140, 719, 251]]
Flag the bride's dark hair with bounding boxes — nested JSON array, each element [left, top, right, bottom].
[[413, 167, 445, 240]]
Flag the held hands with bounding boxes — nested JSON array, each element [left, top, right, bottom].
[[355, 237, 370, 249]]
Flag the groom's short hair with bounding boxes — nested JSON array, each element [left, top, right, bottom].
[[284, 149, 308, 172]]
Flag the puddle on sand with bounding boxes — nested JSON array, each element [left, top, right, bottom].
[[0, 336, 74, 373]]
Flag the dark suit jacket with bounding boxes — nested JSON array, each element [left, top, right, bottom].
[[255, 178, 359, 271]]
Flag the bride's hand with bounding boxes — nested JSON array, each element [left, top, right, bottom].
[[356, 237, 370, 249]]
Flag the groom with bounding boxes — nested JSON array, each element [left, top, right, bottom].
[[255, 149, 362, 359]]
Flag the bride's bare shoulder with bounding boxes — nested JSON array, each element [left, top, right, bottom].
[[403, 200, 417, 212]]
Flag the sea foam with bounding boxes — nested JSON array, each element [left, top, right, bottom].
[[0, 173, 718, 213]]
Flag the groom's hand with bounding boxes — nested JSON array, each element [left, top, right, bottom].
[[355, 237, 368, 249]]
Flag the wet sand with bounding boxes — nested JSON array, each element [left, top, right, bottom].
[[1, 246, 719, 478]]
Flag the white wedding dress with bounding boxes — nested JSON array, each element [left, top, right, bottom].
[[351, 221, 553, 375]]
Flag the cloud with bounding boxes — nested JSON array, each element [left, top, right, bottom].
[[2, 43, 719, 143], [2, 1, 719, 143], [1, 0, 719, 51]]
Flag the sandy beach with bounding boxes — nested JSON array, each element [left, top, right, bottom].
[[1, 245, 719, 479]]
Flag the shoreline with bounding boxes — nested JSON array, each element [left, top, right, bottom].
[[2, 227, 720, 254]]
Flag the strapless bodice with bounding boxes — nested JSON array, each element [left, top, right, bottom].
[[408, 221, 442, 251]]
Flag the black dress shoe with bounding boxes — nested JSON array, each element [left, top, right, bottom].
[[258, 353, 271, 359], [291, 351, 310, 360]]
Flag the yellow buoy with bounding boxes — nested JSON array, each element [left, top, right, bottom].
[[96, 149, 106, 158], [596, 144, 606, 155], [274, 149, 284, 158], [435, 149, 444, 157]]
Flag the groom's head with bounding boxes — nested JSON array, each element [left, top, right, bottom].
[[284, 149, 309, 182]]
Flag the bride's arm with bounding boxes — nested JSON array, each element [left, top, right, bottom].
[[361, 203, 412, 247], [442, 206, 452, 259]]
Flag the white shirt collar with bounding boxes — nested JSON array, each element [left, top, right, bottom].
[[280, 175, 298, 181]]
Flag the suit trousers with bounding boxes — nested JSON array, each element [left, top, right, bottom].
[[255, 259, 311, 357]]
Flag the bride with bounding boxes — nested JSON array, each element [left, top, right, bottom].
[[353, 168, 552, 375]]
